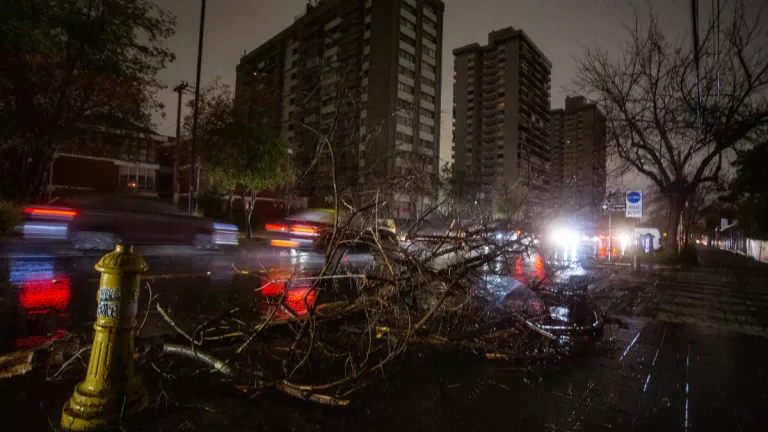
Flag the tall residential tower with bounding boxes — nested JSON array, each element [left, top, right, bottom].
[[451, 27, 552, 202], [550, 96, 607, 221], [236, 0, 444, 215]]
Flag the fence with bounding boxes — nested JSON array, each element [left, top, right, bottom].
[[714, 223, 768, 264]]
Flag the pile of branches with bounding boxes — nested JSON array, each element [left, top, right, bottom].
[[135, 204, 568, 405], [0, 203, 579, 407]]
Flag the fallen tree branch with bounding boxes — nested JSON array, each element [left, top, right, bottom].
[[0, 348, 38, 379], [276, 380, 350, 406], [161, 344, 235, 378]]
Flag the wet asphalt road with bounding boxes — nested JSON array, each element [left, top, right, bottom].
[[0, 242, 373, 353], [2, 243, 768, 431], [0, 241, 557, 354]]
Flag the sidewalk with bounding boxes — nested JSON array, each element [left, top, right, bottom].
[[697, 246, 768, 271]]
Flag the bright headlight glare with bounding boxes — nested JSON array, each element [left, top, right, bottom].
[[551, 229, 578, 247]]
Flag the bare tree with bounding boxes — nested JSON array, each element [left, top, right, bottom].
[[574, 0, 768, 250]]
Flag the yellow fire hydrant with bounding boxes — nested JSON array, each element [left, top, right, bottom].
[[61, 244, 148, 431]]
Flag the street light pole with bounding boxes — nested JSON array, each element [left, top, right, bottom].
[[189, 0, 207, 214], [173, 81, 190, 206]]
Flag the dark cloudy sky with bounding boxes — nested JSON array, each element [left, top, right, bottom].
[[151, 0, 701, 180]]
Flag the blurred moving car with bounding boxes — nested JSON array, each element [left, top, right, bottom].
[[21, 194, 238, 250], [261, 208, 397, 251]]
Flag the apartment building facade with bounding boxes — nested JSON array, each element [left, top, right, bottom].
[[550, 96, 607, 219], [235, 0, 444, 216], [451, 27, 552, 202]]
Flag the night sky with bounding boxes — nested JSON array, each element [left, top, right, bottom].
[[151, 0, 702, 179]]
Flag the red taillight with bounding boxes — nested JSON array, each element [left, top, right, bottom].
[[23, 207, 77, 217], [265, 223, 288, 232], [290, 225, 318, 235]]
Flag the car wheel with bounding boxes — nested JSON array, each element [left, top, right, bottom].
[[193, 233, 217, 250], [71, 231, 121, 251]]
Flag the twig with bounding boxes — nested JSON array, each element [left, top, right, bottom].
[[276, 381, 350, 406], [232, 286, 287, 357], [40, 402, 56, 432], [138, 282, 157, 337], [192, 307, 241, 345], [156, 303, 199, 346], [161, 344, 235, 378], [48, 346, 92, 381]]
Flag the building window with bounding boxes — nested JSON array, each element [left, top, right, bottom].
[[396, 131, 414, 143], [400, 32, 416, 47], [422, 93, 435, 104], [424, 4, 436, 15], [401, 18, 416, 31], [398, 65, 415, 79], [122, 139, 157, 163], [424, 16, 437, 29], [401, 3, 417, 16], [420, 108, 434, 119], [422, 62, 436, 74], [397, 115, 413, 127], [398, 82, 415, 94], [397, 98, 414, 110], [423, 47, 436, 58], [422, 76, 436, 88], [399, 49, 415, 63], [419, 138, 433, 148], [119, 166, 156, 192], [423, 32, 437, 44], [419, 123, 434, 134]]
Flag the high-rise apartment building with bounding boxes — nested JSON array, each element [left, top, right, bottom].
[[550, 96, 607, 218], [236, 0, 444, 214], [451, 27, 552, 201]]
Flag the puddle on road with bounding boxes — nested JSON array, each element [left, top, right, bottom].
[[0, 258, 89, 352], [0, 256, 265, 354]]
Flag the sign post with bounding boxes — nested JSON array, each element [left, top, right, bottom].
[[625, 190, 643, 269]]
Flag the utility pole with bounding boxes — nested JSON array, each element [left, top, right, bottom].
[[173, 81, 190, 206], [189, 0, 207, 214]]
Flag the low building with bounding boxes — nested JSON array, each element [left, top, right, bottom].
[[49, 115, 174, 199]]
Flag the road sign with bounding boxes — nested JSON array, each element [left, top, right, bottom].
[[626, 190, 643, 218], [610, 203, 626, 212]]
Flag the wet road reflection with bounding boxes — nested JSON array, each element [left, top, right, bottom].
[[258, 273, 318, 319], [1, 258, 83, 351], [0, 245, 592, 354]]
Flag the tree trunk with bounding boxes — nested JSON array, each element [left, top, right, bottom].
[[243, 191, 251, 239], [665, 193, 686, 252], [245, 206, 252, 239], [228, 188, 235, 224]]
